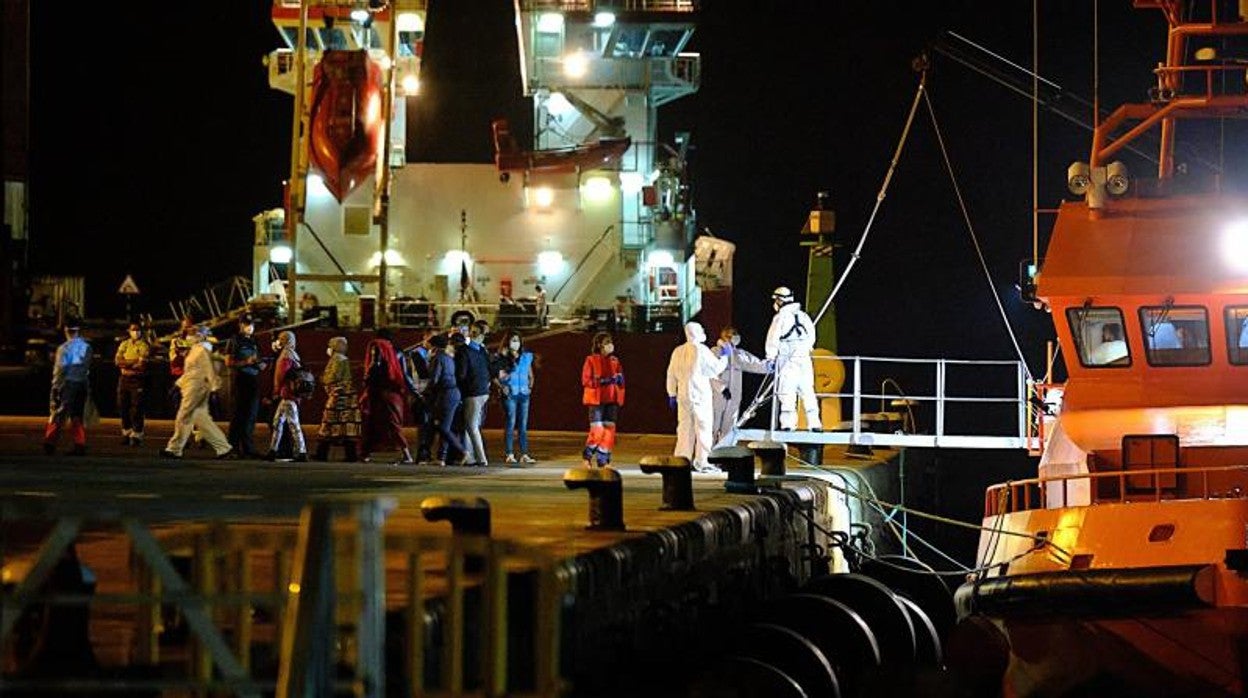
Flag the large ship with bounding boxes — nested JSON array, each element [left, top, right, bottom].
[[951, 2, 1248, 695], [257, 0, 726, 339], [247, 0, 734, 433]]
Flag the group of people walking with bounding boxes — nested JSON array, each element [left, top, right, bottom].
[[42, 313, 542, 468], [41, 285, 822, 472]]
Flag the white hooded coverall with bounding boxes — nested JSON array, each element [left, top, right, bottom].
[[765, 301, 822, 430], [666, 322, 728, 471], [166, 341, 231, 456]]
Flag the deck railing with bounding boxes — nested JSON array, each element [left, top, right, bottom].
[[982, 464, 1248, 517], [739, 355, 1033, 450]]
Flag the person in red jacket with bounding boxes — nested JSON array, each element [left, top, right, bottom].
[[580, 332, 625, 467]]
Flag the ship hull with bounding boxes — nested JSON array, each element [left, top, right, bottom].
[[949, 604, 1247, 697]]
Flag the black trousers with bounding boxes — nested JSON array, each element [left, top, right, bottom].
[[228, 372, 261, 455], [116, 375, 147, 435]]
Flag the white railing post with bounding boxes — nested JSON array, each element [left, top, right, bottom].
[[1017, 361, 1027, 444], [935, 359, 946, 443], [852, 357, 862, 442]]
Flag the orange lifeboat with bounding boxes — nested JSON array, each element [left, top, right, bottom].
[[308, 50, 384, 202]]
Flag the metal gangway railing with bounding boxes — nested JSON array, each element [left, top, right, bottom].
[[735, 355, 1037, 451]]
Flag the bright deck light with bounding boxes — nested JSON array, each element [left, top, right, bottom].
[[563, 52, 589, 78], [593, 12, 616, 28], [350, 8, 369, 23], [582, 176, 613, 202], [531, 186, 555, 208], [401, 73, 421, 95], [269, 244, 293, 264], [538, 250, 564, 275], [369, 250, 406, 267], [1224, 220, 1248, 272]]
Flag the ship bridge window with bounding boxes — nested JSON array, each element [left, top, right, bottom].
[[1140, 305, 1210, 366], [611, 26, 648, 58], [281, 26, 322, 51], [1067, 306, 1130, 367], [1228, 306, 1248, 365]]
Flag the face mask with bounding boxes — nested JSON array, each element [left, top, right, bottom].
[[731, 335, 741, 346], [509, 339, 521, 350], [326, 346, 335, 357], [272, 340, 282, 352]]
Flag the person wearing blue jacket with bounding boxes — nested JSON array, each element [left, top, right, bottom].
[[427, 333, 466, 465], [44, 319, 92, 455], [493, 329, 536, 464]]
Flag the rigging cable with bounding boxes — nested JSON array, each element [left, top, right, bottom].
[[810, 69, 928, 327], [733, 70, 934, 429], [922, 86, 1036, 384]]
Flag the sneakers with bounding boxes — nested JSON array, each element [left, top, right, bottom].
[[504, 453, 517, 464], [520, 454, 537, 464], [215, 449, 239, 460], [292, 452, 309, 463], [160, 449, 182, 459]]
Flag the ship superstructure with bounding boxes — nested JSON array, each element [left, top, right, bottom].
[[258, 0, 710, 332]]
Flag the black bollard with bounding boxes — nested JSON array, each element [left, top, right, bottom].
[[563, 467, 625, 530], [421, 497, 491, 573], [748, 440, 788, 476], [709, 446, 756, 494], [419, 496, 491, 536], [639, 455, 695, 511]]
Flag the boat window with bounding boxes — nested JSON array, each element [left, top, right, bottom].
[[612, 26, 647, 58], [1066, 306, 1130, 367], [281, 26, 322, 51], [1139, 305, 1210, 366], [1228, 306, 1248, 365]]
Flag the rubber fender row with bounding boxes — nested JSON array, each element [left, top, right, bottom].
[[692, 557, 958, 698]]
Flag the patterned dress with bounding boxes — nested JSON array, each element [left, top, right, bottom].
[[319, 353, 361, 441]]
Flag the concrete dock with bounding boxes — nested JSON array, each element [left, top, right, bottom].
[[0, 416, 907, 697]]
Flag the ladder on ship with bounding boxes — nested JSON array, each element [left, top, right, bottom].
[[734, 355, 1042, 451]]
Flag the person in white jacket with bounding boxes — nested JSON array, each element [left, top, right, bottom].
[[711, 326, 771, 446], [665, 321, 729, 472], [765, 286, 822, 431], [161, 324, 234, 459]]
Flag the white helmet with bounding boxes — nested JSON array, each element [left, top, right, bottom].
[[771, 286, 794, 310]]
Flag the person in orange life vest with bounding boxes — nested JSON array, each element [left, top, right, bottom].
[[581, 332, 625, 467]]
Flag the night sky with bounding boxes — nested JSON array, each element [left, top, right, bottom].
[[27, 1, 1170, 376]]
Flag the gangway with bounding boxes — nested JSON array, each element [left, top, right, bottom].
[[734, 355, 1042, 451]]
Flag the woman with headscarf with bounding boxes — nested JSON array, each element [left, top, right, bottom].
[[265, 330, 308, 462], [359, 328, 417, 464], [314, 336, 361, 461]]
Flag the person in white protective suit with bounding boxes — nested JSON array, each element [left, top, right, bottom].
[[665, 321, 729, 472], [711, 326, 771, 447], [161, 324, 235, 459], [765, 286, 822, 431]]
